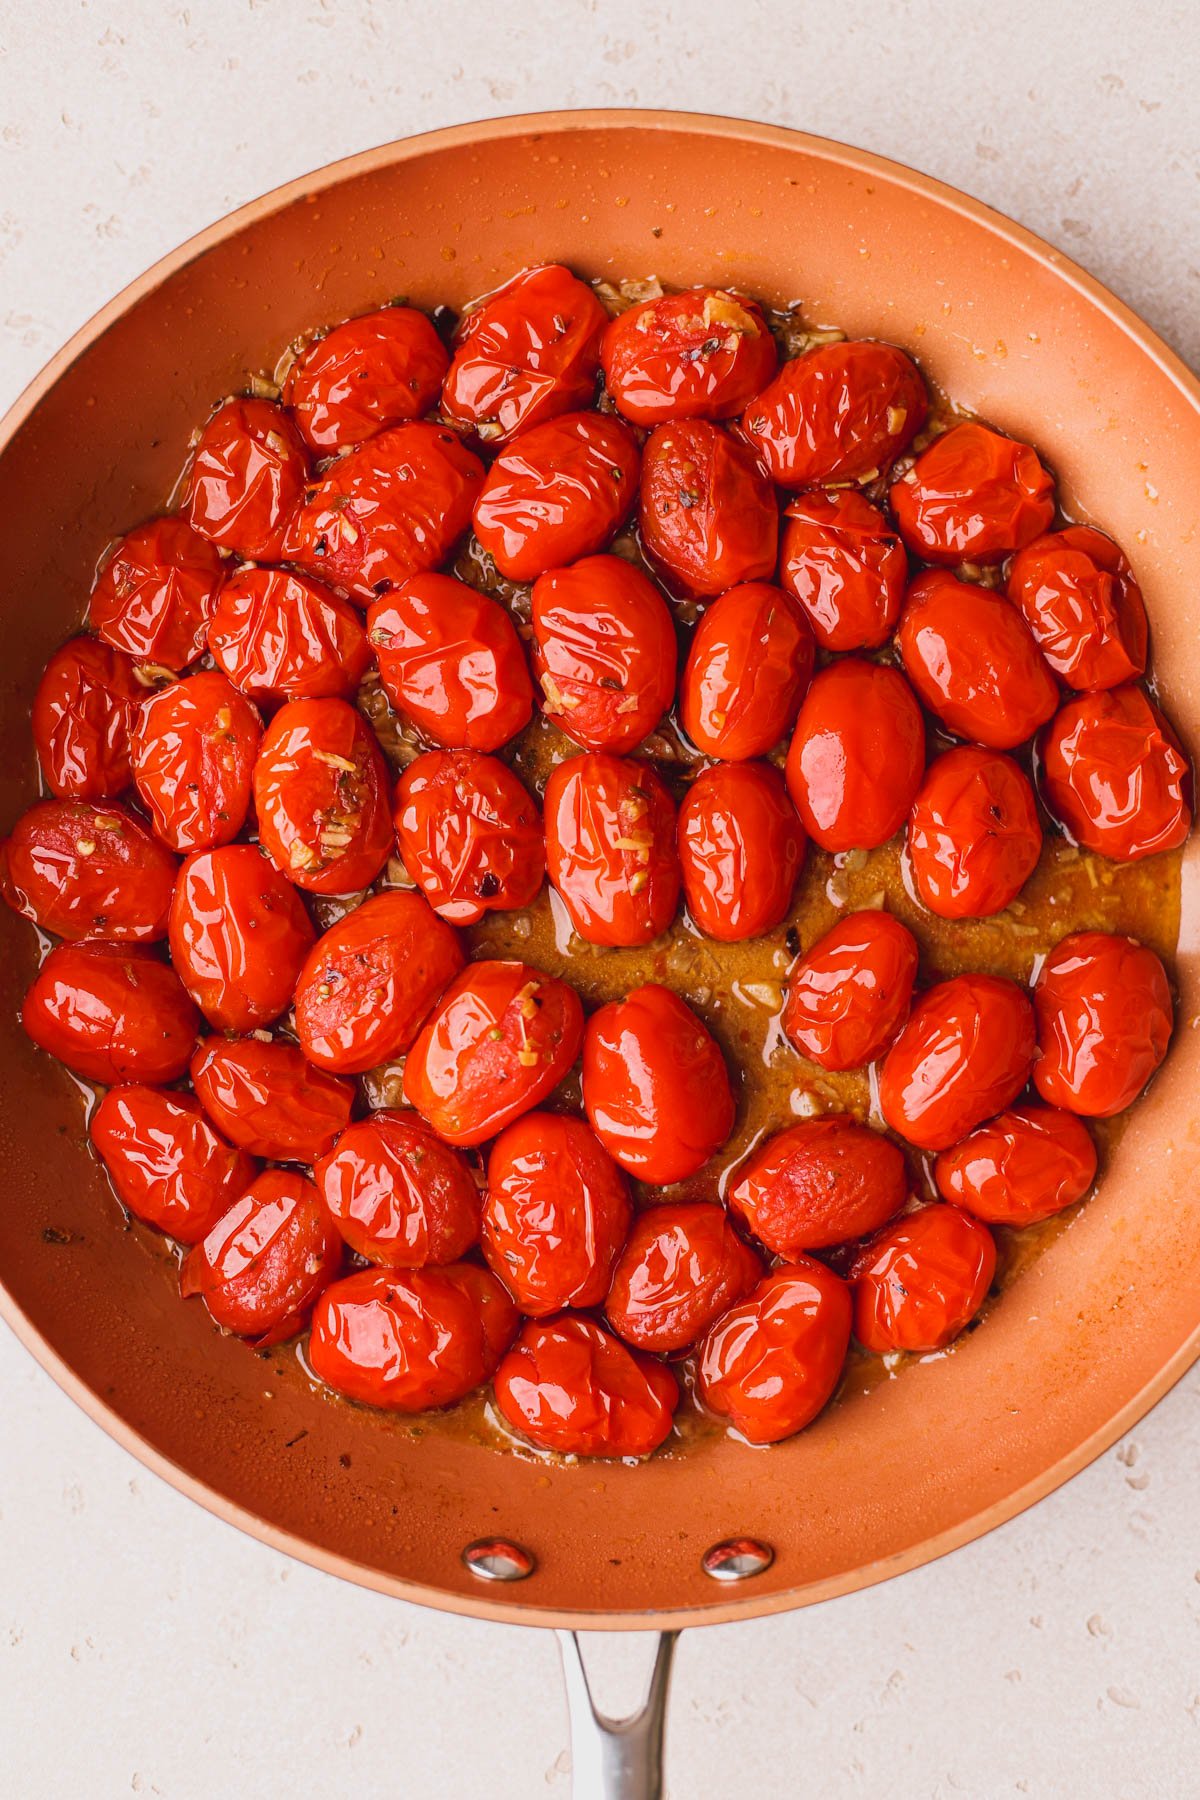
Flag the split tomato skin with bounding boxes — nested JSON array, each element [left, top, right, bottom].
[[544, 752, 680, 948], [190, 1035, 354, 1163], [935, 1104, 1097, 1226], [89, 516, 224, 671], [896, 570, 1059, 750], [783, 910, 919, 1072], [22, 942, 200, 1085], [729, 1116, 908, 1255], [394, 749, 544, 925], [906, 746, 1042, 920], [131, 671, 262, 854], [181, 1168, 342, 1345], [639, 419, 778, 597], [252, 697, 393, 894], [779, 489, 909, 651], [32, 636, 142, 801], [785, 657, 925, 852], [849, 1205, 996, 1354], [282, 304, 450, 452], [0, 798, 178, 942], [90, 1085, 258, 1244], [739, 339, 928, 488], [1007, 525, 1148, 692], [167, 844, 315, 1032], [472, 411, 640, 583], [1036, 684, 1192, 861], [1032, 931, 1173, 1117], [206, 567, 371, 705], [493, 1315, 678, 1459], [879, 973, 1036, 1152], [601, 287, 778, 425], [889, 421, 1056, 565], [184, 398, 310, 561], [679, 580, 814, 761], [314, 1110, 481, 1266], [531, 554, 676, 754], [698, 1260, 852, 1445], [605, 1201, 763, 1354], [677, 760, 806, 942]]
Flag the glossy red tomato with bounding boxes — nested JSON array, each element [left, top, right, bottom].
[[22, 942, 200, 1085], [1036, 684, 1192, 861], [697, 1260, 852, 1444], [184, 398, 309, 561], [366, 571, 533, 751], [543, 753, 680, 947], [729, 1116, 907, 1255], [639, 420, 778, 597], [890, 421, 1056, 565], [314, 1110, 481, 1265], [181, 1168, 342, 1344], [601, 287, 778, 424], [131, 671, 261, 853], [32, 636, 143, 801], [207, 567, 371, 705], [739, 340, 928, 487], [89, 517, 224, 671], [779, 490, 909, 652], [896, 571, 1059, 749], [403, 960, 584, 1147], [934, 1104, 1097, 1226], [168, 844, 315, 1031], [1032, 931, 1173, 1117], [531, 555, 676, 753], [0, 798, 177, 941], [441, 263, 608, 444], [784, 657, 925, 851], [393, 749, 544, 925], [282, 305, 450, 452], [906, 746, 1042, 920], [678, 581, 814, 760], [605, 1202, 763, 1354], [1007, 526, 1148, 691], [472, 411, 640, 583], [879, 973, 1036, 1151], [493, 1315, 678, 1458], [293, 889, 464, 1073], [252, 696, 393, 894], [677, 761, 806, 942], [582, 984, 735, 1183], [783, 910, 919, 1071], [190, 1034, 354, 1161], [90, 1085, 258, 1243], [849, 1205, 996, 1353]]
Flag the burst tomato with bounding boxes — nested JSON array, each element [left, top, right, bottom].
[[639, 419, 778, 597], [879, 973, 1036, 1151], [677, 760, 806, 941], [1007, 525, 1148, 691], [206, 567, 371, 705], [252, 696, 393, 893], [890, 421, 1055, 565], [1036, 684, 1192, 861], [849, 1205, 995, 1353], [779, 490, 909, 652], [729, 1116, 907, 1255], [283, 305, 450, 452], [785, 657, 925, 851], [783, 910, 919, 1072], [697, 1260, 852, 1444], [393, 749, 544, 925], [605, 1201, 763, 1354], [88, 516, 224, 671], [601, 287, 777, 424], [896, 570, 1058, 749], [906, 746, 1042, 919], [934, 1104, 1097, 1226], [184, 398, 309, 561], [190, 1035, 354, 1162], [493, 1315, 678, 1458], [740, 340, 927, 487], [314, 1110, 481, 1265], [181, 1168, 342, 1344], [22, 942, 200, 1085], [131, 671, 261, 853], [472, 411, 640, 583], [168, 844, 315, 1032], [1032, 931, 1172, 1117], [531, 554, 676, 753], [32, 636, 142, 801], [543, 752, 680, 947], [0, 798, 177, 942], [90, 1085, 257, 1243], [679, 580, 813, 760]]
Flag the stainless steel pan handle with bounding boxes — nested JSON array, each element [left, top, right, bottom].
[[556, 1630, 678, 1799]]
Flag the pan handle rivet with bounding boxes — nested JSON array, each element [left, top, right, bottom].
[[462, 1537, 535, 1582], [701, 1537, 774, 1581]]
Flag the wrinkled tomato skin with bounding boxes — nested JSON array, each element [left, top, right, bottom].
[[605, 1201, 763, 1354], [22, 942, 200, 1085], [879, 973, 1036, 1152], [1007, 526, 1148, 692], [472, 411, 640, 583], [184, 398, 310, 561], [131, 671, 262, 854], [190, 1035, 354, 1162], [314, 1110, 481, 1266], [0, 798, 177, 942], [783, 910, 919, 1072], [207, 567, 371, 705], [907, 746, 1043, 920], [181, 1168, 342, 1345], [601, 287, 778, 425], [293, 890, 465, 1074], [889, 421, 1056, 565], [1032, 931, 1173, 1117], [677, 761, 806, 942], [252, 697, 393, 894], [531, 555, 676, 753], [32, 637, 142, 801], [582, 983, 735, 1183], [679, 581, 814, 760], [90, 1085, 258, 1244], [697, 1260, 852, 1445], [897, 571, 1058, 749], [367, 571, 533, 752], [849, 1205, 996, 1354], [779, 490, 909, 652], [493, 1315, 678, 1459], [403, 960, 585, 1148], [739, 340, 928, 488], [89, 517, 224, 671], [934, 1104, 1097, 1227], [544, 753, 680, 947], [283, 305, 450, 452], [785, 657, 925, 852], [394, 749, 544, 925], [730, 1116, 907, 1256], [168, 845, 315, 1032], [639, 420, 778, 598], [1036, 684, 1192, 861]]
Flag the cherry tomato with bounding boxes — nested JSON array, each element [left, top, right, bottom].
[[889, 421, 1055, 565], [207, 567, 371, 705], [896, 570, 1058, 749], [168, 844, 315, 1031], [729, 1116, 907, 1255], [906, 746, 1042, 920], [879, 973, 1036, 1151], [472, 411, 640, 583], [0, 798, 177, 941], [282, 305, 450, 452], [1032, 930, 1173, 1117], [253, 696, 393, 893], [184, 398, 309, 561], [639, 419, 778, 598], [531, 554, 676, 753], [190, 1034, 354, 1161], [366, 571, 533, 751], [131, 671, 261, 853], [779, 489, 908, 651], [90, 1085, 257, 1243], [679, 581, 814, 760], [22, 942, 200, 1085], [785, 657, 925, 851], [1007, 526, 1148, 691], [32, 636, 142, 800], [1036, 684, 1192, 861], [403, 960, 584, 1147], [493, 1315, 678, 1458], [314, 1110, 481, 1265], [849, 1205, 995, 1353], [677, 760, 806, 942], [605, 1201, 763, 1353], [293, 889, 464, 1073], [740, 340, 927, 487], [601, 287, 778, 425], [543, 753, 680, 947], [482, 1112, 632, 1315], [697, 1260, 852, 1444], [783, 910, 918, 1072], [89, 516, 224, 671], [394, 749, 544, 925], [181, 1168, 342, 1344], [934, 1104, 1097, 1226], [582, 984, 735, 1183]]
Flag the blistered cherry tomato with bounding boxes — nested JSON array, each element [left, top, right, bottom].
[[22, 942, 200, 1085], [1036, 684, 1192, 861], [785, 658, 925, 851], [890, 421, 1055, 565], [89, 517, 224, 671], [879, 973, 1036, 1151], [472, 411, 640, 583], [605, 1202, 763, 1354], [207, 567, 371, 705], [740, 340, 927, 487], [582, 984, 735, 1183], [168, 844, 315, 1031], [190, 1034, 354, 1161], [601, 287, 778, 425], [394, 749, 544, 925], [779, 490, 908, 651], [283, 305, 449, 452], [544, 752, 680, 947], [729, 1116, 907, 1255], [783, 910, 918, 1071], [531, 555, 676, 753], [403, 960, 584, 1147], [32, 636, 142, 800], [679, 581, 813, 760], [1032, 931, 1172, 1117], [181, 1168, 342, 1344], [1007, 526, 1148, 691], [849, 1205, 995, 1353], [253, 697, 393, 894], [493, 1315, 678, 1459], [314, 1110, 480, 1265], [934, 1104, 1097, 1226], [897, 571, 1058, 749], [697, 1260, 852, 1444], [0, 798, 177, 941], [90, 1085, 257, 1243], [293, 889, 464, 1073], [677, 761, 805, 941], [184, 398, 309, 561], [907, 746, 1042, 919], [131, 671, 261, 853], [639, 419, 777, 597]]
